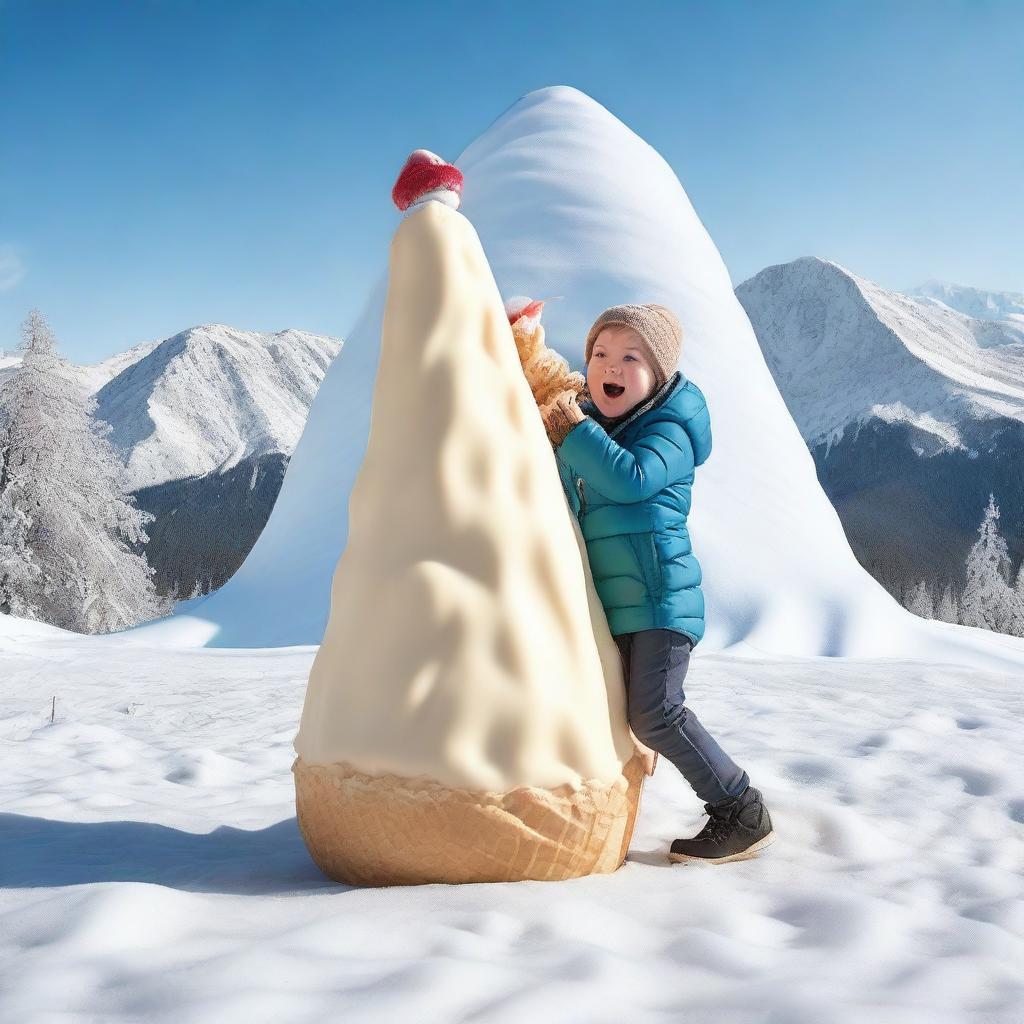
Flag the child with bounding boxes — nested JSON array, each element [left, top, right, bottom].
[[541, 303, 776, 864]]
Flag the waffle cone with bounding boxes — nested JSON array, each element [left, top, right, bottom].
[[293, 752, 648, 886]]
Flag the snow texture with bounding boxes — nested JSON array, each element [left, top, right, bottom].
[[1, 626, 1022, 1023], [114, 88, 1024, 672]]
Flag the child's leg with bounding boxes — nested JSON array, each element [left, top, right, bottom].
[[614, 633, 658, 775], [623, 629, 749, 805], [610, 634, 659, 770]]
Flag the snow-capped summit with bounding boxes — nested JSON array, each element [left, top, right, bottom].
[[736, 258, 1024, 618], [127, 86, 1024, 670], [736, 257, 1024, 455], [94, 324, 341, 491], [905, 279, 1024, 324]]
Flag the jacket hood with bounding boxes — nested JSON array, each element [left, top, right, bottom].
[[581, 370, 712, 467]]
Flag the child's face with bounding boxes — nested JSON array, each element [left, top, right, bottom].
[[586, 326, 657, 417]]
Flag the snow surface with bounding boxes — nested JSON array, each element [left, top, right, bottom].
[[120, 87, 1024, 672], [93, 325, 342, 490], [2, 628, 1023, 1023], [736, 257, 1024, 458]]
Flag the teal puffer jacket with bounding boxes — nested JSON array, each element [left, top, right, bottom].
[[554, 370, 712, 646]]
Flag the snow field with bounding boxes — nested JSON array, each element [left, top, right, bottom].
[[2, 636, 1022, 1023]]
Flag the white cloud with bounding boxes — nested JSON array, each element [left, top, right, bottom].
[[0, 245, 25, 291]]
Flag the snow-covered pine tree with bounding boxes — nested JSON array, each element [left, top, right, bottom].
[[0, 339, 43, 618], [904, 579, 935, 619], [1004, 556, 1024, 638], [960, 493, 1024, 636], [0, 310, 173, 632], [934, 581, 960, 624], [0, 485, 43, 617]]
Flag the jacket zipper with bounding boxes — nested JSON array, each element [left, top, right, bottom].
[[576, 477, 587, 514]]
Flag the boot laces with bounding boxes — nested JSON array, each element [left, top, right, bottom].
[[696, 806, 735, 844]]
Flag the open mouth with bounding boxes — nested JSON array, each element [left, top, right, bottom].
[[603, 382, 625, 399]]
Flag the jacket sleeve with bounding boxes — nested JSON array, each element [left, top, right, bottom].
[[556, 414, 696, 504], [554, 449, 581, 515]]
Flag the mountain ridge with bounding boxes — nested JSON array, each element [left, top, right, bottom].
[[737, 256, 1024, 615], [736, 257, 1024, 455], [94, 323, 341, 490]]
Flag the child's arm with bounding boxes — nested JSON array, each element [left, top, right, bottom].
[[547, 391, 701, 504], [506, 303, 587, 444]]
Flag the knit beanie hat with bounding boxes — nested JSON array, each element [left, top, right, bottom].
[[584, 304, 683, 387]]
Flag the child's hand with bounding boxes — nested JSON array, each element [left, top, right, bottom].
[[540, 389, 587, 448]]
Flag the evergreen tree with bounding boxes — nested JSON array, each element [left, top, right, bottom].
[[0, 310, 173, 632], [904, 579, 935, 619], [0, 488, 42, 617], [1005, 556, 1024, 637], [960, 494, 1024, 636], [934, 581, 960, 624]]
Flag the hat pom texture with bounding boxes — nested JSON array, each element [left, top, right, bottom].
[[392, 149, 464, 211]]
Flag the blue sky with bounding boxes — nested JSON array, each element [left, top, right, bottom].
[[2, 0, 1021, 363]]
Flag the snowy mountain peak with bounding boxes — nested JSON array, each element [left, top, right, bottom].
[[94, 323, 342, 490], [737, 258, 1024, 452], [905, 279, 1024, 323]]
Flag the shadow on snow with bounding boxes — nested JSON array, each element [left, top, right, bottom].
[[0, 813, 356, 895]]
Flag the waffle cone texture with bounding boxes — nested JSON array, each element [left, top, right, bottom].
[[293, 751, 648, 886]]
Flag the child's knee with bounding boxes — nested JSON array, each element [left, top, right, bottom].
[[630, 701, 687, 747]]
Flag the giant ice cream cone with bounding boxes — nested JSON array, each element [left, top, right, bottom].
[[292, 151, 647, 885]]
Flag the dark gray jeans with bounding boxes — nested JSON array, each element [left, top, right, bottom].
[[614, 629, 749, 805]]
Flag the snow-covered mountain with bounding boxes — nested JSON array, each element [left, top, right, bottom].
[[905, 279, 1024, 325], [736, 257, 1024, 605], [2, 319, 342, 606], [737, 257, 1024, 454], [3, 322, 340, 602], [95, 324, 341, 492], [80, 339, 163, 393], [125, 85, 1024, 672], [87, 324, 341, 599]]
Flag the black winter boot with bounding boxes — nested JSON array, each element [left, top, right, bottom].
[[668, 785, 775, 864]]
